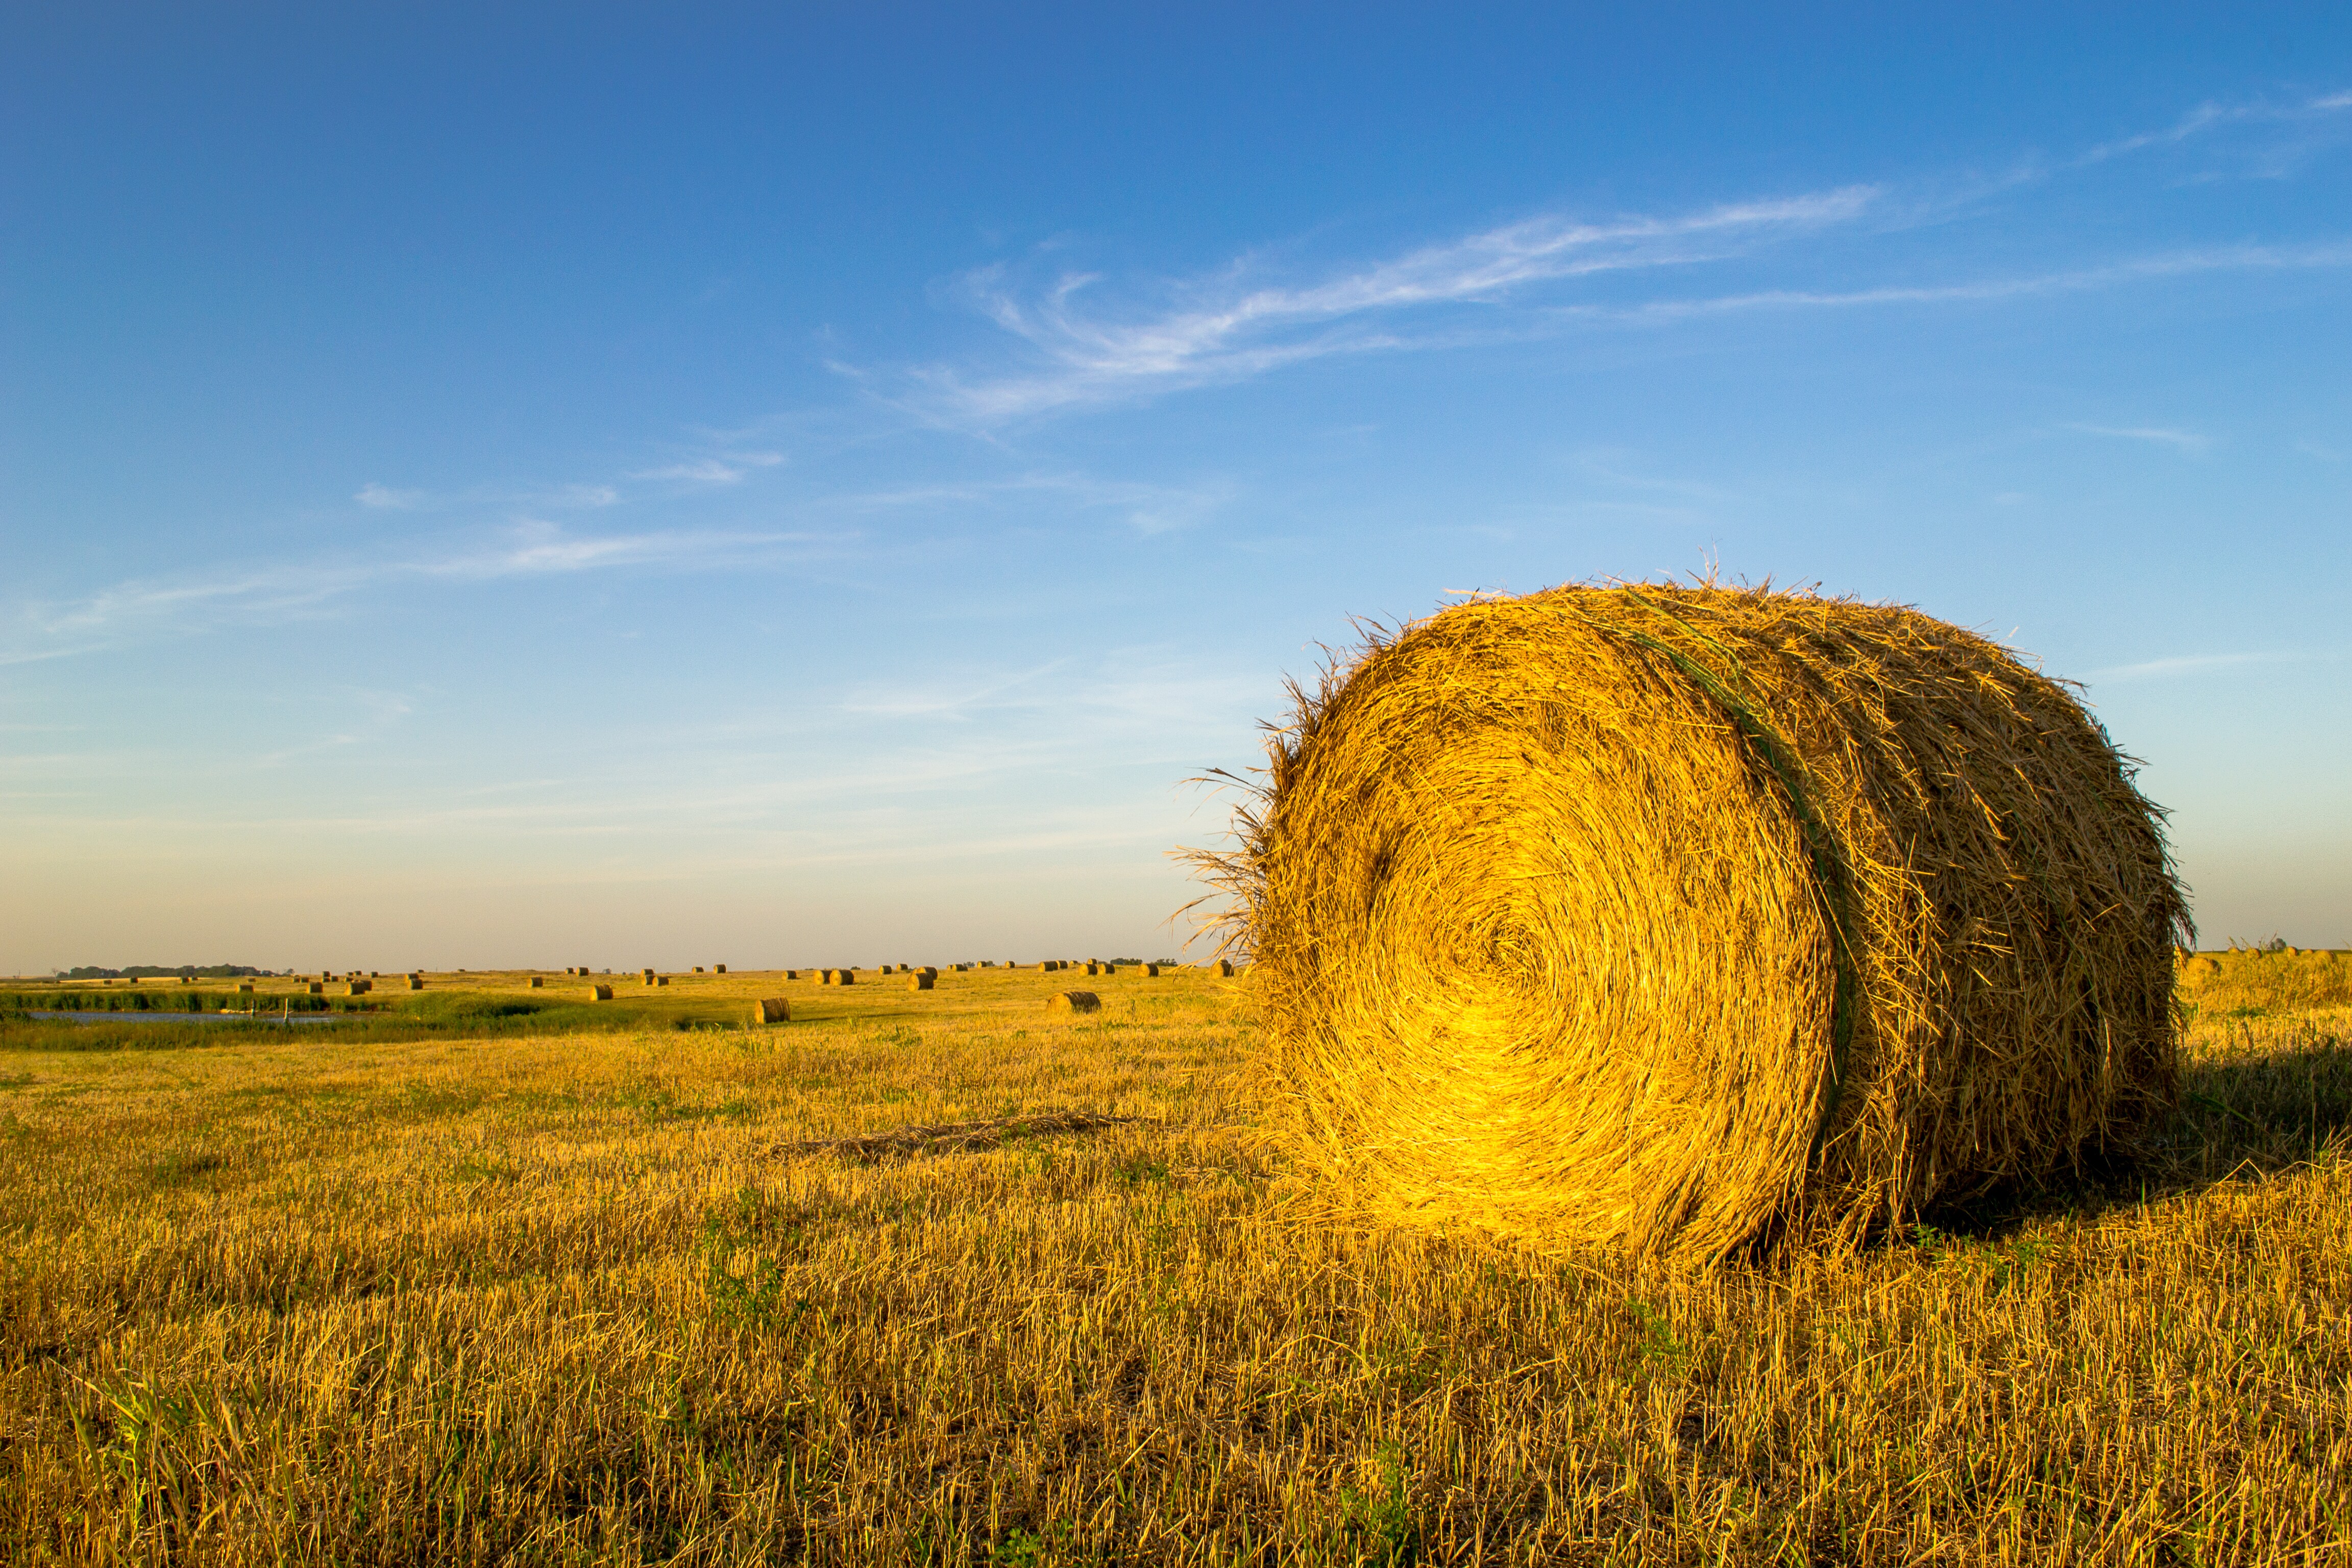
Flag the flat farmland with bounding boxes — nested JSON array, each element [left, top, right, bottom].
[[2, 966, 2348, 1565]]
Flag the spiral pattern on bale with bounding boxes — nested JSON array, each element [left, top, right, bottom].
[[1200, 584, 2188, 1260]]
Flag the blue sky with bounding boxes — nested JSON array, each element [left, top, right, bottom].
[[5, 4, 2348, 971]]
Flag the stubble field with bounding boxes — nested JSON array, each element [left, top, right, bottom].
[[3, 959, 2348, 1565]]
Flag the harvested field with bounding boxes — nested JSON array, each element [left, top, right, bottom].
[[1, 966, 2346, 1564]]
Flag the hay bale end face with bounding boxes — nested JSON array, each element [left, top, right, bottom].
[[1046, 990, 1101, 1014], [1196, 582, 2188, 1261], [590, 984, 615, 1000], [909, 973, 935, 991], [756, 996, 790, 1023]]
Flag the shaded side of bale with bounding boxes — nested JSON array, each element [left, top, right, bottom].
[[529, 976, 545, 988], [590, 984, 615, 1000], [1046, 990, 1100, 1014], [1191, 582, 2188, 1261], [909, 973, 935, 991], [756, 996, 790, 1023]]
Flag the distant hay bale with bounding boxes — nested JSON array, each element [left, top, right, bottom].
[[590, 984, 615, 1000], [1037, 962, 1054, 972], [1046, 990, 1101, 1014], [529, 976, 544, 988], [1189, 582, 2188, 1261], [836, 970, 856, 987], [408, 975, 424, 990], [344, 981, 369, 996], [1144, 963, 1161, 977], [307, 982, 324, 995], [642, 968, 656, 985], [1085, 962, 1101, 976], [909, 973, 935, 991], [1213, 960, 1234, 978], [237, 983, 254, 994], [756, 996, 790, 1023], [694, 965, 705, 973], [716, 964, 727, 974], [656, 975, 670, 987]]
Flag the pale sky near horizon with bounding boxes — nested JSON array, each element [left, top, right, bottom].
[[4, 4, 2349, 973]]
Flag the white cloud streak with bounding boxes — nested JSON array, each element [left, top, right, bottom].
[[2064, 423, 2212, 454], [2082, 651, 2316, 682], [2, 522, 850, 666], [626, 453, 786, 485], [890, 90, 2352, 428], [915, 188, 1878, 422]]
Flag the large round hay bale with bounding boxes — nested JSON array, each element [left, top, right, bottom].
[[1197, 583, 2188, 1260], [1046, 990, 1101, 1014]]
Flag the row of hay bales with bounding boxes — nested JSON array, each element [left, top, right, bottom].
[[2176, 946, 2352, 1013]]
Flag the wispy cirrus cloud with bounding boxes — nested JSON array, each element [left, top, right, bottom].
[[2, 521, 851, 666], [2082, 650, 2322, 683], [887, 92, 2352, 429], [2074, 88, 2352, 167], [911, 188, 1879, 423], [2064, 423, 2212, 454], [845, 471, 1232, 535], [626, 452, 786, 485]]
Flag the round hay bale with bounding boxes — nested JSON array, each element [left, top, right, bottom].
[[1192, 582, 2188, 1260], [590, 983, 615, 1000], [756, 996, 790, 1023], [1046, 990, 1101, 1014], [716, 964, 728, 974], [909, 972, 935, 991]]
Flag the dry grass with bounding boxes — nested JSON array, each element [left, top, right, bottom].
[[1, 968, 2346, 1565], [1192, 584, 2187, 1262]]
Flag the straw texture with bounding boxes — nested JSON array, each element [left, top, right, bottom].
[[1191, 582, 2188, 1260]]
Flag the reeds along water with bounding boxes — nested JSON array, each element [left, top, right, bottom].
[[1192, 581, 2188, 1261]]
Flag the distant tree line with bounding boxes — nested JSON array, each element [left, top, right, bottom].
[[57, 964, 273, 979]]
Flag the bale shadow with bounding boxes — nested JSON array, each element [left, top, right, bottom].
[[1915, 1018, 2352, 1244]]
